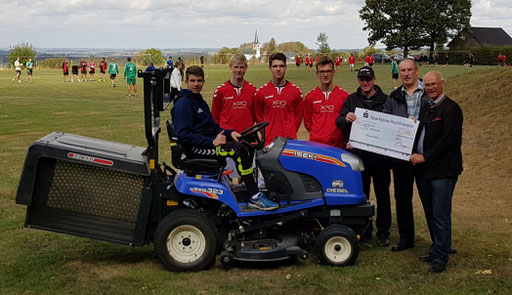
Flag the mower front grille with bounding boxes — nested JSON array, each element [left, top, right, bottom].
[[46, 160, 144, 222]]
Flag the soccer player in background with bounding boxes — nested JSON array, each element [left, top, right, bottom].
[[88, 58, 96, 81], [304, 56, 349, 149], [24, 58, 34, 83], [254, 53, 303, 145], [108, 58, 119, 87], [99, 58, 107, 81], [123, 57, 137, 96], [80, 58, 88, 81]]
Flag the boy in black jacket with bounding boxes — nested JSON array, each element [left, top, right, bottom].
[[171, 66, 278, 210]]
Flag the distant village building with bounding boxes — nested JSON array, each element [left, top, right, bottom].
[[448, 27, 512, 48], [244, 30, 261, 61]]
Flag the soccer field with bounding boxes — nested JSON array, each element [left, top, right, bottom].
[[1, 63, 510, 295]]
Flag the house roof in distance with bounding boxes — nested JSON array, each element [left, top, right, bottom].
[[469, 27, 512, 46]]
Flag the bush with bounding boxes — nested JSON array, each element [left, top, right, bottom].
[[8, 42, 36, 67]]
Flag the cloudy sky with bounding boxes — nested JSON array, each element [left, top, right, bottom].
[[0, 0, 510, 50]]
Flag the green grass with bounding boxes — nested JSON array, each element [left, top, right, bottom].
[[1, 64, 511, 294]]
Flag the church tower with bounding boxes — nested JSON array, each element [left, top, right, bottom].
[[253, 30, 261, 59]]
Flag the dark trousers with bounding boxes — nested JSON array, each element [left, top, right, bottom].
[[362, 162, 391, 239], [187, 141, 258, 195], [391, 162, 415, 245], [170, 87, 180, 102], [416, 176, 458, 263]]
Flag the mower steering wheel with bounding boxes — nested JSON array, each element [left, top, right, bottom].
[[239, 121, 269, 149]]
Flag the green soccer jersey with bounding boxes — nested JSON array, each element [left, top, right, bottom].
[[391, 60, 398, 74], [26, 61, 33, 69], [124, 62, 137, 78], [109, 63, 118, 74]]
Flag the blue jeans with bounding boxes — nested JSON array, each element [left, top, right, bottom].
[[416, 176, 458, 264]]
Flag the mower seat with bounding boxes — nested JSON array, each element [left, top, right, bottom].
[[166, 120, 225, 172]]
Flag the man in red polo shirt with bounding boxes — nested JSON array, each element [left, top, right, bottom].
[[349, 54, 356, 72], [335, 56, 341, 71], [304, 56, 349, 149], [212, 54, 256, 133], [254, 53, 303, 145]]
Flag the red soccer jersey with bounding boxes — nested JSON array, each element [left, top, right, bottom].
[[304, 86, 348, 149], [211, 80, 257, 133], [368, 56, 374, 64], [335, 56, 341, 66], [296, 57, 302, 64], [254, 81, 303, 145], [100, 61, 107, 71], [349, 56, 355, 64], [315, 57, 320, 63]]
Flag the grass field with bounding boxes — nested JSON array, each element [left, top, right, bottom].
[[1, 63, 511, 295]]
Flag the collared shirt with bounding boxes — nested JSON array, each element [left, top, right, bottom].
[[402, 80, 424, 119], [418, 93, 444, 154]]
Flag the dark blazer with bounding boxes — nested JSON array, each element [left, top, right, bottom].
[[416, 95, 463, 179]]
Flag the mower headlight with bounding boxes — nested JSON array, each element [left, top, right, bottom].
[[341, 153, 365, 171]]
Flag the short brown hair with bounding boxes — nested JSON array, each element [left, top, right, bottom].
[[269, 53, 287, 67], [186, 65, 204, 80], [315, 56, 335, 71]]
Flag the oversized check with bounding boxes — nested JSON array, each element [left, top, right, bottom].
[[348, 108, 419, 161]]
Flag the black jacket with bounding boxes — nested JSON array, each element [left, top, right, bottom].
[[383, 84, 430, 119], [335, 85, 389, 165], [171, 89, 232, 149], [416, 96, 463, 179]]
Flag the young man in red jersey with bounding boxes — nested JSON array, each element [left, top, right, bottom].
[[335, 56, 341, 71], [212, 54, 256, 133], [348, 54, 356, 72], [254, 53, 303, 145], [304, 56, 349, 149], [99, 58, 107, 81]]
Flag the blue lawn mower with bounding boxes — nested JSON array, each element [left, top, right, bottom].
[[15, 68, 374, 272]]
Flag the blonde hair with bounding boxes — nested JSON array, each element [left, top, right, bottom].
[[230, 54, 248, 66]]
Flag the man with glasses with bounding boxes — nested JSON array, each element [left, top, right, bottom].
[[304, 56, 349, 149], [336, 66, 391, 246], [383, 58, 430, 252], [410, 71, 463, 273]]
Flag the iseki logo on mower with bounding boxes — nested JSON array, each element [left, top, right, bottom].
[[190, 187, 223, 199], [67, 152, 113, 166], [282, 149, 346, 167]]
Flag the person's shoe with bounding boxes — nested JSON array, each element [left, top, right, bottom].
[[419, 255, 433, 263], [249, 192, 279, 211], [134, 93, 138, 97], [377, 238, 390, 247], [391, 241, 414, 252], [18, 80, 21, 84], [429, 261, 447, 273]]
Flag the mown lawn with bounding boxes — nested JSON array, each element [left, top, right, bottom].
[[1, 63, 510, 295]]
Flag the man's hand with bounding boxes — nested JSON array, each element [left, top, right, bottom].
[[213, 131, 226, 146], [346, 112, 357, 123], [346, 142, 354, 149], [410, 153, 425, 165], [231, 131, 241, 142]]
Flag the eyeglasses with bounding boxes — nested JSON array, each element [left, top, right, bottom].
[[424, 82, 442, 88], [317, 70, 335, 75], [358, 77, 374, 82]]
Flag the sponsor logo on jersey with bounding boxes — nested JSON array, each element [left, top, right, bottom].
[[67, 152, 114, 166], [272, 100, 287, 108], [313, 100, 322, 104], [224, 96, 234, 100], [190, 187, 223, 199], [320, 105, 335, 112], [282, 149, 346, 167], [265, 95, 274, 99], [233, 101, 248, 109]]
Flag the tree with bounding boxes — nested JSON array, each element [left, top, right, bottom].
[[422, 0, 471, 59], [276, 41, 308, 53], [360, 0, 471, 58], [360, 0, 425, 57], [135, 48, 165, 67], [262, 38, 277, 54], [8, 42, 36, 66], [316, 32, 331, 54]]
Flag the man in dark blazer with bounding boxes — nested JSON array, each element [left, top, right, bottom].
[[410, 70, 463, 273]]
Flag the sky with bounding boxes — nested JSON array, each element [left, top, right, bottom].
[[0, 0, 511, 50]]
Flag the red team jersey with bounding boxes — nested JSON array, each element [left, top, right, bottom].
[[335, 56, 341, 66], [254, 81, 303, 145], [349, 56, 355, 64], [296, 57, 302, 64], [211, 80, 257, 132], [304, 86, 349, 149]]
